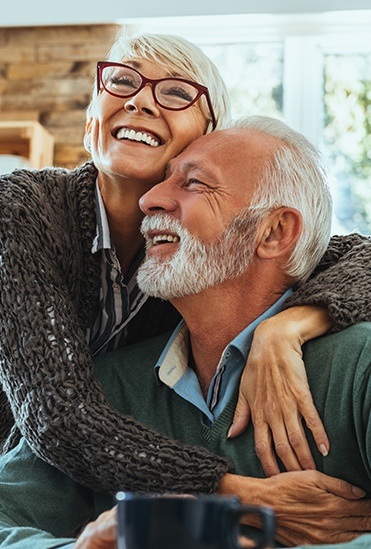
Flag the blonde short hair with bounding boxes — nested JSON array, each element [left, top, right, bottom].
[[89, 30, 231, 133]]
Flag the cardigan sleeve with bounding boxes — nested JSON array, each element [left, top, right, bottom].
[[283, 233, 371, 331], [0, 168, 232, 496]]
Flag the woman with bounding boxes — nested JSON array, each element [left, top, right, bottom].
[[0, 30, 370, 497]]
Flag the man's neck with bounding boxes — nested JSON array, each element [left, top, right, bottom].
[[172, 271, 288, 391]]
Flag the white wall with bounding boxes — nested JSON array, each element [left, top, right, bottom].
[[2, 0, 371, 27]]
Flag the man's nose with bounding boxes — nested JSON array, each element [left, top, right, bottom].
[[139, 182, 178, 216]]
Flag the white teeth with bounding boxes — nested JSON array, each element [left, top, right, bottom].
[[116, 128, 160, 147], [152, 234, 180, 245]]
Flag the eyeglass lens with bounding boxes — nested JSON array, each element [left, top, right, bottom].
[[101, 65, 200, 109]]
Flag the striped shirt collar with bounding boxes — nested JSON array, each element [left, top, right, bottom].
[[87, 180, 149, 356], [92, 181, 113, 253]]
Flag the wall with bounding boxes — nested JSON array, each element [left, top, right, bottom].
[[0, 24, 118, 168]]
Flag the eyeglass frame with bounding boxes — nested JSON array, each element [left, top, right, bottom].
[[96, 61, 217, 130]]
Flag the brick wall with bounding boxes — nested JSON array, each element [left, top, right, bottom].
[[0, 24, 119, 168]]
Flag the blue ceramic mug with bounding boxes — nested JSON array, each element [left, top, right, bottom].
[[116, 492, 275, 549]]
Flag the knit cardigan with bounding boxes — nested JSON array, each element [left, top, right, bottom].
[[0, 162, 370, 495]]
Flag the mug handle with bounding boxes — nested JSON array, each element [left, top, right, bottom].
[[227, 504, 276, 549]]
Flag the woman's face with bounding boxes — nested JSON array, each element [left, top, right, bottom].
[[85, 58, 208, 189]]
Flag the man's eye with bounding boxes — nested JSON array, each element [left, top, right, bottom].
[[185, 178, 205, 188]]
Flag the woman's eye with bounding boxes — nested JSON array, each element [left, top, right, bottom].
[[164, 86, 193, 102], [110, 76, 136, 89]]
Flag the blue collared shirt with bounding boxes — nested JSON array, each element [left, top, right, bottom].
[[86, 182, 148, 356], [155, 289, 293, 423]]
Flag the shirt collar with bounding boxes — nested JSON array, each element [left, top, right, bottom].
[[91, 181, 113, 253], [228, 288, 294, 362], [156, 321, 189, 387], [155, 288, 294, 386]]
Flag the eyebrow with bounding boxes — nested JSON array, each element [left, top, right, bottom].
[[169, 159, 217, 182]]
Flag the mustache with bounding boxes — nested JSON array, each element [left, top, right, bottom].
[[140, 214, 187, 239]]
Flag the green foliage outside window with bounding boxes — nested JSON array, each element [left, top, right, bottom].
[[323, 53, 371, 234]]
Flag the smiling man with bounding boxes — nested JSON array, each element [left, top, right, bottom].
[[0, 116, 370, 549]]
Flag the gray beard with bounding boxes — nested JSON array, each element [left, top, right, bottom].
[[137, 209, 263, 300]]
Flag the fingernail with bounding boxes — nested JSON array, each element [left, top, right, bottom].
[[319, 444, 328, 457], [227, 425, 233, 439], [352, 486, 366, 497]]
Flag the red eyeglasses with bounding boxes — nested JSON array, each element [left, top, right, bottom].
[[96, 61, 217, 129]]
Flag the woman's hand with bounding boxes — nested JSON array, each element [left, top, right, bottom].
[[219, 471, 371, 547], [228, 306, 333, 476]]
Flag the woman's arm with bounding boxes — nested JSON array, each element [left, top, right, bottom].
[[0, 171, 231, 494], [229, 233, 371, 475], [284, 233, 371, 330], [75, 470, 371, 548]]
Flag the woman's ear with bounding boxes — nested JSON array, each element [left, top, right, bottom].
[[256, 207, 302, 259]]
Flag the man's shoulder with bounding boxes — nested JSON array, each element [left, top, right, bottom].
[[95, 332, 172, 370], [309, 322, 371, 349], [304, 322, 371, 374], [93, 332, 173, 406]]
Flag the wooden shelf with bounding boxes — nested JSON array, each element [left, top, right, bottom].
[[0, 120, 54, 169]]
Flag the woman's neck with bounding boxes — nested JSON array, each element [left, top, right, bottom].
[[98, 175, 147, 275]]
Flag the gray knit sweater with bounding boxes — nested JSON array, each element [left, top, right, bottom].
[[0, 162, 370, 495]]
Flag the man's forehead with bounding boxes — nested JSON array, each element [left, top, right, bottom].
[[168, 127, 268, 175], [168, 129, 243, 171]]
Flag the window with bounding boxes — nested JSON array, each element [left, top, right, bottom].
[[131, 11, 371, 234]]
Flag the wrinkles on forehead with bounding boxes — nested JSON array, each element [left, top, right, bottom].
[[165, 128, 275, 190]]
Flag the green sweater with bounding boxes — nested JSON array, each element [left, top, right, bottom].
[[0, 323, 371, 548], [95, 323, 371, 493]]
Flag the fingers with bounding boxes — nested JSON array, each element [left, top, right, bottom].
[[254, 420, 281, 477], [253, 405, 316, 476], [316, 472, 366, 500], [301, 400, 330, 457], [75, 507, 117, 548], [275, 501, 371, 547], [274, 412, 316, 471], [228, 393, 251, 438]]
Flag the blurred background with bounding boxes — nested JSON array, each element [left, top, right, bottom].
[[1, 0, 370, 234]]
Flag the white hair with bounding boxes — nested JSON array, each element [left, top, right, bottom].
[[88, 30, 231, 133], [232, 115, 333, 282]]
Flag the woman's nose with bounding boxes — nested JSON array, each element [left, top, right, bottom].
[[139, 183, 178, 216], [123, 85, 160, 117]]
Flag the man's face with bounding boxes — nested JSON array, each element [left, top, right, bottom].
[[137, 128, 273, 299]]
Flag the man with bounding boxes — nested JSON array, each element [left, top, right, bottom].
[[0, 117, 370, 549]]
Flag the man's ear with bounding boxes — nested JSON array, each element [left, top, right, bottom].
[[256, 207, 302, 259], [83, 118, 93, 153]]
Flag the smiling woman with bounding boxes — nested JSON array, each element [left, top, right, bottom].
[[0, 30, 232, 496]]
